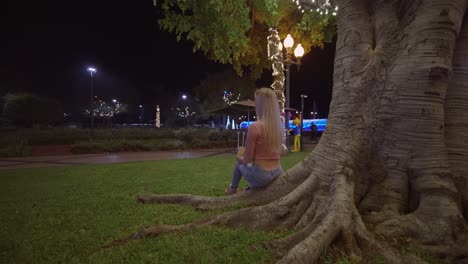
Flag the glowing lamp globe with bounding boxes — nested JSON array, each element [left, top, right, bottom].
[[294, 44, 305, 58], [283, 34, 294, 49]]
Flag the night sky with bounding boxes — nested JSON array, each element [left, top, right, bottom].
[[2, 0, 335, 121]]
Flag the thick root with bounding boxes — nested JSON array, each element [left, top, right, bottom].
[[136, 188, 268, 210], [136, 159, 315, 210], [118, 150, 463, 264]]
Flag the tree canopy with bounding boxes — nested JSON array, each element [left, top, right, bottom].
[[154, 0, 336, 79]]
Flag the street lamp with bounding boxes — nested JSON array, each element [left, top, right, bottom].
[[87, 67, 97, 137], [282, 34, 304, 152], [300, 94, 308, 151], [139, 105, 144, 125], [313, 100, 318, 119]]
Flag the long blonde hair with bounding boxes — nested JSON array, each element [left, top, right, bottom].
[[255, 88, 284, 150]]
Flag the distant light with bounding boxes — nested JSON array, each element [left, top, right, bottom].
[[182, 94, 187, 100], [139, 105, 143, 108], [87, 67, 96, 73], [112, 99, 117, 103]]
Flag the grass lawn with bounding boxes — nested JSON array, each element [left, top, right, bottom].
[[0, 152, 308, 264]]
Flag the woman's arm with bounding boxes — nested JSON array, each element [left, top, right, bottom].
[[241, 123, 257, 164]]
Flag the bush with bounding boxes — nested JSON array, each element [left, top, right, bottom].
[[71, 140, 149, 154], [1, 127, 240, 156], [0, 139, 31, 157], [3, 93, 63, 127], [173, 128, 198, 144], [71, 138, 186, 154], [157, 139, 185, 150]]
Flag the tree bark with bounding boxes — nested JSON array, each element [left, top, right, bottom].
[[446, 10, 468, 221], [124, 0, 468, 263]]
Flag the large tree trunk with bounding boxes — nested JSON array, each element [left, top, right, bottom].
[[127, 0, 468, 263]]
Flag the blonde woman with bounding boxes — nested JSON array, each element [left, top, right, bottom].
[[225, 88, 284, 194]]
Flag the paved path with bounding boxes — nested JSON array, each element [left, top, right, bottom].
[[0, 148, 235, 170]]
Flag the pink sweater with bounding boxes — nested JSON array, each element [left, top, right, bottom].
[[242, 122, 281, 164]]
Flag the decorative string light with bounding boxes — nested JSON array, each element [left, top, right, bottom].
[[174, 107, 196, 118], [294, 0, 338, 16], [84, 98, 127, 117], [267, 28, 286, 113], [155, 105, 160, 128], [223, 91, 240, 105]]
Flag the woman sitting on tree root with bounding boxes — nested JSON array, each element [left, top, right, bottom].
[[225, 87, 284, 194]]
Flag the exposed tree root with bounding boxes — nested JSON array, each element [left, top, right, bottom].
[[264, 165, 408, 263], [116, 152, 468, 264], [111, 160, 436, 263], [137, 158, 315, 210]]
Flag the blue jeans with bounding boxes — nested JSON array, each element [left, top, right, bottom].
[[231, 162, 283, 189]]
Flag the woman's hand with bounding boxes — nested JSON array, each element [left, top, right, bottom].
[[236, 146, 245, 163]]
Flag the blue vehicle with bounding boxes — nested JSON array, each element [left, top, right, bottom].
[[240, 119, 327, 132]]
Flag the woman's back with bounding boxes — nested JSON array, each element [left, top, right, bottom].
[[243, 122, 281, 170]]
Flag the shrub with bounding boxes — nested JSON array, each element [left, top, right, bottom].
[[0, 140, 31, 157], [71, 141, 100, 154], [3, 93, 63, 127], [173, 128, 198, 144], [2, 127, 240, 156], [157, 139, 185, 150], [71, 138, 186, 154]]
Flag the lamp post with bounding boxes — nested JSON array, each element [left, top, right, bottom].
[[313, 100, 318, 119], [300, 94, 308, 151], [112, 99, 117, 115], [87, 67, 97, 137], [139, 105, 144, 125], [282, 34, 304, 152]]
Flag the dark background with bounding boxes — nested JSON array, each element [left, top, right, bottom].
[[2, 0, 335, 123]]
